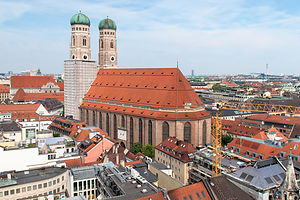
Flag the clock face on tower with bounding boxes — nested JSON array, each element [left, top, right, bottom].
[[110, 56, 115, 62]]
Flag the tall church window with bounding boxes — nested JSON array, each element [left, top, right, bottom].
[[92, 111, 96, 126], [80, 109, 84, 121], [110, 40, 113, 48], [162, 121, 169, 141], [121, 115, 125, 128], [202, 121, 207, 145], [83, 38, 87, 46], [99, 112, 102, 129], [184, 122, 191, 144], [113, 114, 117, 139], [148, 120, 152, 145], [139, 119, 143, 144], [130, 117, 134, 147], [106, 113, 110, 136], [72, 36, 75, 47], [101, 40, 103, 48], [86, 110, 89, 124]]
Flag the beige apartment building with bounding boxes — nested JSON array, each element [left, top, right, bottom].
[[155, 136, 196, 185], [0, 167, 68, 200]]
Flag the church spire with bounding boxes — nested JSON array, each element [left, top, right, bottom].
[[281, 150, 299, 200]]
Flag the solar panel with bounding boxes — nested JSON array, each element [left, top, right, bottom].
[[279, 173, 285, 179], [264, 177, 274, 184], [239, 172, 247, 179], [201, 191, 207, 198], [189, 194, 194, 200], [196, 192, 202, 199], [273, 175, 281, 182], [246, 175, 254, 182]]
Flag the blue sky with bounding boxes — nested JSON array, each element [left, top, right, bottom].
[[1, 0, 300, 75]]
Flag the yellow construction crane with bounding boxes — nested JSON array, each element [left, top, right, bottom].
[[209, 101, 300, 177]]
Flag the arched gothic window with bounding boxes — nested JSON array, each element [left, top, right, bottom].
[[148, 120, 152, 145], [83, 38, 87, 46], [162, 121, 169, 141], [85, 110, 89, 124], [99, 112, 102, 129], [130, 117, 134, 147], [72, 36, 75, 46], [106, 113, 110, 136], [121, 115, 125, 128], [113, 114, 117, 139], [92, 111, 96, 126], [101, 39, 103, 48], [202, 121, 207, 145], [139, 119, 143, 144], [110, 40, 113, 48], [184, 122, 191, 144]]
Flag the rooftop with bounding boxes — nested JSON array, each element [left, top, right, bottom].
[[11, 75, 58, 89]]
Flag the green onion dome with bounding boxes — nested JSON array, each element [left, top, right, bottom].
[[98, 17, 117, 30], [70, 12, 90, 26]]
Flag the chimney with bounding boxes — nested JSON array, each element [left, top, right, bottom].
[[120, 159, 125, 167]]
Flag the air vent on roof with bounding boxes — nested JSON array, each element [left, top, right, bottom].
[[141, 189, 148, 193], [136, 184, 141, 188]]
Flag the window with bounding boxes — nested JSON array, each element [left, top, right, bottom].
[[27, 186, 31, 191], [201, 191, 206, 198], [72, 36, 75, 46], [99, 112, 102, 129], [53, 180, 56, 185], [83, 38, 87, 46], [110, 40, 114, 48], [33, 185, 37, 190], [93, 111, 96, 126], [4, 191, 8, 196], [162, 121, 169, 141], [148, 120, 152, 145], [130, 117, 134, 147], [86, 110, 89, 124], [259, 154, 264, 160], [184, 197, 188, 200], [74, 182, 78, 191], [121, 115, 125, 128], [139, 119, 143, 144], [113, 114, 117, 139], [38, 184, 42, 189], [48, 181, 52, 187], [184, 122, 191, 144], [196, 192, 202, 199], [202, 121, 207, 145], [101, 39, 103, 48], [62, 176, 64, 181], [106, 113, 110, 135], [57, 178, 60, 183], [44, 183, 47, 188]]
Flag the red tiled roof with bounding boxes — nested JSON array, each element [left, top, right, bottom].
[[64, 158, 101, 168], [12, 88, 64, 102], [227, 137, 280, 160], [155, 136, 196, 163], [57, 82, 64, 91], [246, 114, 300, 125], [135, 192, 167, 200], [168, 181, 211, 200], [0, 103, 41, 113], [82, 68, 204, 109], [49, 117, 86, 138], [227, 123, 264, 137], [252, 127, 288, 142], [81, 102, 210, 120], [0, 84, 9, 93], [11, 76, 58, 89]]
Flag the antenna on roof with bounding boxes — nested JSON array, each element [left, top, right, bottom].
[[176, 57, 179, 69]]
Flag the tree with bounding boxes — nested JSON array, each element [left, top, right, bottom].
[[212, 83, 224, 92], [142, 144, 155, 158], [221, 134, 234, 147], [131, 142, 143, 155]]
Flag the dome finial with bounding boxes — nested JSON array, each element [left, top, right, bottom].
[[107, 15, 109, 19], [79, 9, 82, 13]]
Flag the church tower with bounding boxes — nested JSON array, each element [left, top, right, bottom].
[[64, 11, 97, 120], [70, 10, 91, 60], [98, 17, 118, 68], [281, 152, 300, 200]]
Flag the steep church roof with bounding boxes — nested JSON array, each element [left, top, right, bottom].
[[281, 154, 299, 192], [81, 68, 209, 120]]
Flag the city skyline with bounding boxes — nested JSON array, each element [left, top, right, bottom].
[[1, 0, 300, 75]]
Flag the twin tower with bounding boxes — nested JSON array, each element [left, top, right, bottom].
[[64, 11, 118, 120], [69, 11, 118, 68]]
